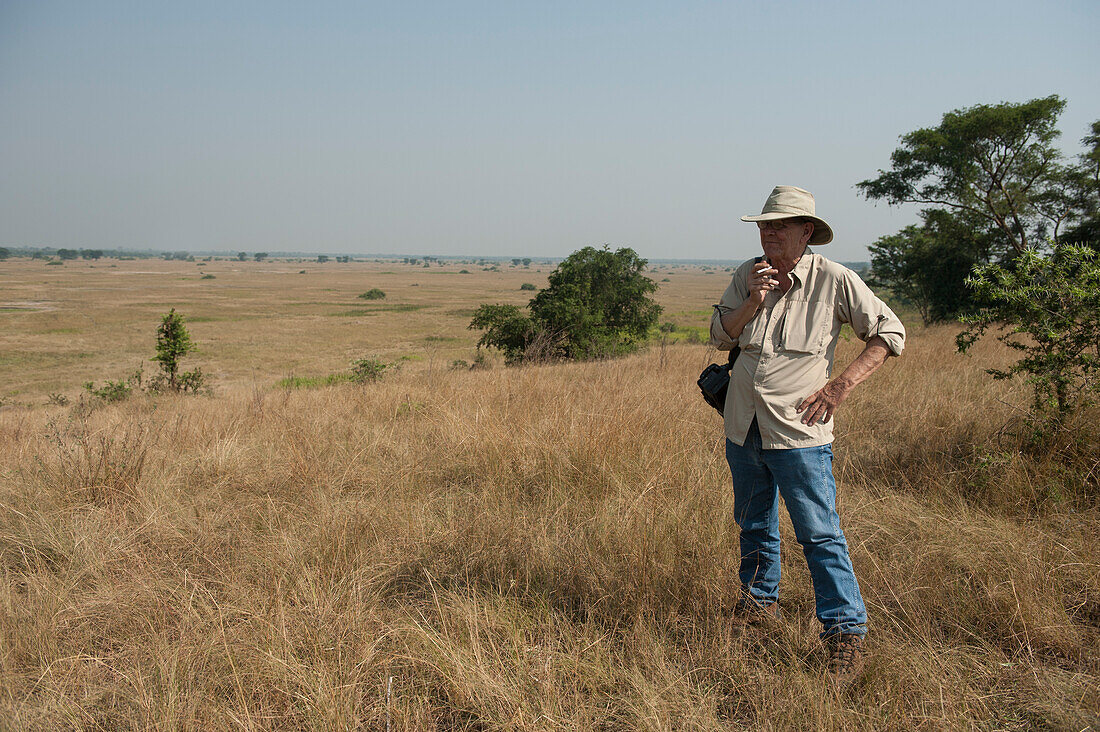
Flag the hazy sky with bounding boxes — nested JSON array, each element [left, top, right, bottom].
[[2, 1, 1098, 262]]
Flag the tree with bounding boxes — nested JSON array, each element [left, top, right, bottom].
[[237, 252, 248, 261], [57, 248, 79, 260], [254, 252, 268, 261], [957, 245, 1100, 431], [1063, 120, 1100, 247], [81, 249, 103, 260], [859, 96, 1073, 255], [470, 245, 662, 363], [317, 255, 329, 263], [151, 309, 200, 392], [0, 247, 9, 260], [522, 258, 532, 267], [868, 211, 993, 325]]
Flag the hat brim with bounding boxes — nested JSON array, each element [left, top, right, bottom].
[[740, 213, 833, 245]]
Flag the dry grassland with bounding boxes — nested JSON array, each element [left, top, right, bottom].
[[1, 258, 1098, 730]]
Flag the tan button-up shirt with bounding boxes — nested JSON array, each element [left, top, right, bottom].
[[709, 252, 905, 449]]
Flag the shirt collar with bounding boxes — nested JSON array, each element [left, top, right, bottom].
[[789, 250, 815, 288]]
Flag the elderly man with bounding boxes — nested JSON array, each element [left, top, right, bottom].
[[710, 185, 905, 682]]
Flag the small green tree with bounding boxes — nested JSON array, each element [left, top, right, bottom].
[[957, 245, 1100, 430], [358, 288, 386, 300], [151, 309, 201, 392]]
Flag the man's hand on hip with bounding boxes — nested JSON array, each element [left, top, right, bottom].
[[797, 378, 852, 426], [797, 336, 893, 426]]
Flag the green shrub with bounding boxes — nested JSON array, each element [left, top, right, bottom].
[[83, 372, 139, 403], [201, 274, 216, 280], [358, 288, 386, 300], [520, 282, 536, 291], [958, 245, 1100, 434], [351, 357, 389, 383]]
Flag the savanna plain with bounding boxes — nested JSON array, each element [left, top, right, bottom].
[[1, 257, 1098, 730]]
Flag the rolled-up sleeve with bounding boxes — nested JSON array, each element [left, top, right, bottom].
[[836, 270, 906, 356], [709, 265, 750, 350]]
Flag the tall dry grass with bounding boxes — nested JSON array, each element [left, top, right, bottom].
[[1, 331, 1098, 730]]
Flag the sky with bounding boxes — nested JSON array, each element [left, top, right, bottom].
[[1, 1, 1098, 262]]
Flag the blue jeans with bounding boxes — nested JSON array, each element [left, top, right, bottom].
[[725, 419, 867, 638]]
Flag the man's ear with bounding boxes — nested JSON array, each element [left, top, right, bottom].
[[800, 221, 815, 245]]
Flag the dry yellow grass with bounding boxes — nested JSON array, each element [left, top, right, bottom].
[[1, 258, 1098, 729]]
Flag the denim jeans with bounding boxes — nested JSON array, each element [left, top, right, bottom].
[[725, 419, 867, 638]]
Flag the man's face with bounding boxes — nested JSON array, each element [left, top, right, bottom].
[[757, 218, 813, 262]]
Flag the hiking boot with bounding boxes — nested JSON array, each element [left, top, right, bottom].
[[825, 633, 864, 684], [730, 595, 781, 627]]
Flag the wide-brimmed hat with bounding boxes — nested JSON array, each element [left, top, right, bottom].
[[741, 185, 833, 245]]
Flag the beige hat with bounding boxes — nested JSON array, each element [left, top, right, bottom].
[[741, 185, 833, 245]]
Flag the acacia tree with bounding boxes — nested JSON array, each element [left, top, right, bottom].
[[859, 95, 1073, 254]]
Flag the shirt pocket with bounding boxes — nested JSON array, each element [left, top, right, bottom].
[[781, 299, 827, 354]]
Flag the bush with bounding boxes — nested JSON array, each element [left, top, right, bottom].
[[958, 245, 1100, 434], [83, 372, 139, 403], [350, 357, 389, 383], [520, 282, 536, 291], [201, 274, 216, 280], [470, 246, 661, 364], [358, 288, 386, 300]]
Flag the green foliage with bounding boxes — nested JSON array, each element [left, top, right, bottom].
[[519, 282, 536, 291], [470, 247, 662, 364], [57, 248, 79, 260], [237, 252, 248, 261], [468, 304, 536, 365], [47, 259, 63, 266], [83, 370, 141, 403], [358, 288, 386, 300], [1063, 120, 1100, 247], [350, 357, 389, 383], [529, 246, 661, 360], [957, 245, 1100, 430], [0, 247, 9, 260], [868, 215, 989, 325], [253, 252, 268, 261], [201, 273, 216, 280], [859, 95, 1073, 255], [861, 97, 1100, 323], [150, 309, 202, 393]]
